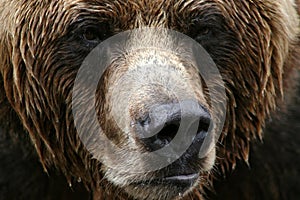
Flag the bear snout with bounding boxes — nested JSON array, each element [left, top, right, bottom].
[[135, 100, 211, 153]]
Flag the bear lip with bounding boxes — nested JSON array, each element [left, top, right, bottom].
[[160, 173, 199, 187], [163, 173, 199, 181], [131, 173, 199, 188]]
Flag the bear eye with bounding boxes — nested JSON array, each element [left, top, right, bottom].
[[83, 28, 99, 41], [188, 16, 223, 42], [77, 22, 111, 46], [81, 26, 106, 44], [189, 21, 213, 39], [195, 26, 211, 36]]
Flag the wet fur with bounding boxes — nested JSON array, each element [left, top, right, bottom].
[[0, 0, 299, 199]]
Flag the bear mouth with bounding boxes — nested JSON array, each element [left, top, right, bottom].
[[132, 173, 199, 189], [162, 173, 199, 186]]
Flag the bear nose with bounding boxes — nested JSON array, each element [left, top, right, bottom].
[[135, 100, 211, 152]]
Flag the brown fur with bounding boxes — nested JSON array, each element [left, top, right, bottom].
[[0, 0, 299, 200]]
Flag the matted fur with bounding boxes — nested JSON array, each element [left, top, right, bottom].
[[0, 0, 299, 199]]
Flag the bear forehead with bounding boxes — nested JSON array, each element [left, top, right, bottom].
[[14, 0, 228, 33]]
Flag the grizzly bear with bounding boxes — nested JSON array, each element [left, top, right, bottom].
[[0, 0, 299, 200]]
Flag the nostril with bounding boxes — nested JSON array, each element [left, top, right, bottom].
[[136, 116, 180, 151], [196, 116, 211, 141], [135, 101, 211, 152], [138, 114, 151, 127], [155, 120, 180, 147]]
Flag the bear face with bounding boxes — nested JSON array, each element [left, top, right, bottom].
[[0, 0, 299, 200]]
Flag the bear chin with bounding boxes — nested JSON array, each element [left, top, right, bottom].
[[102, 147, 216, 200]]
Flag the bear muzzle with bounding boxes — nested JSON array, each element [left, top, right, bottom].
[[128, 100, 212, 192], [135, 100, 211, 153]]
